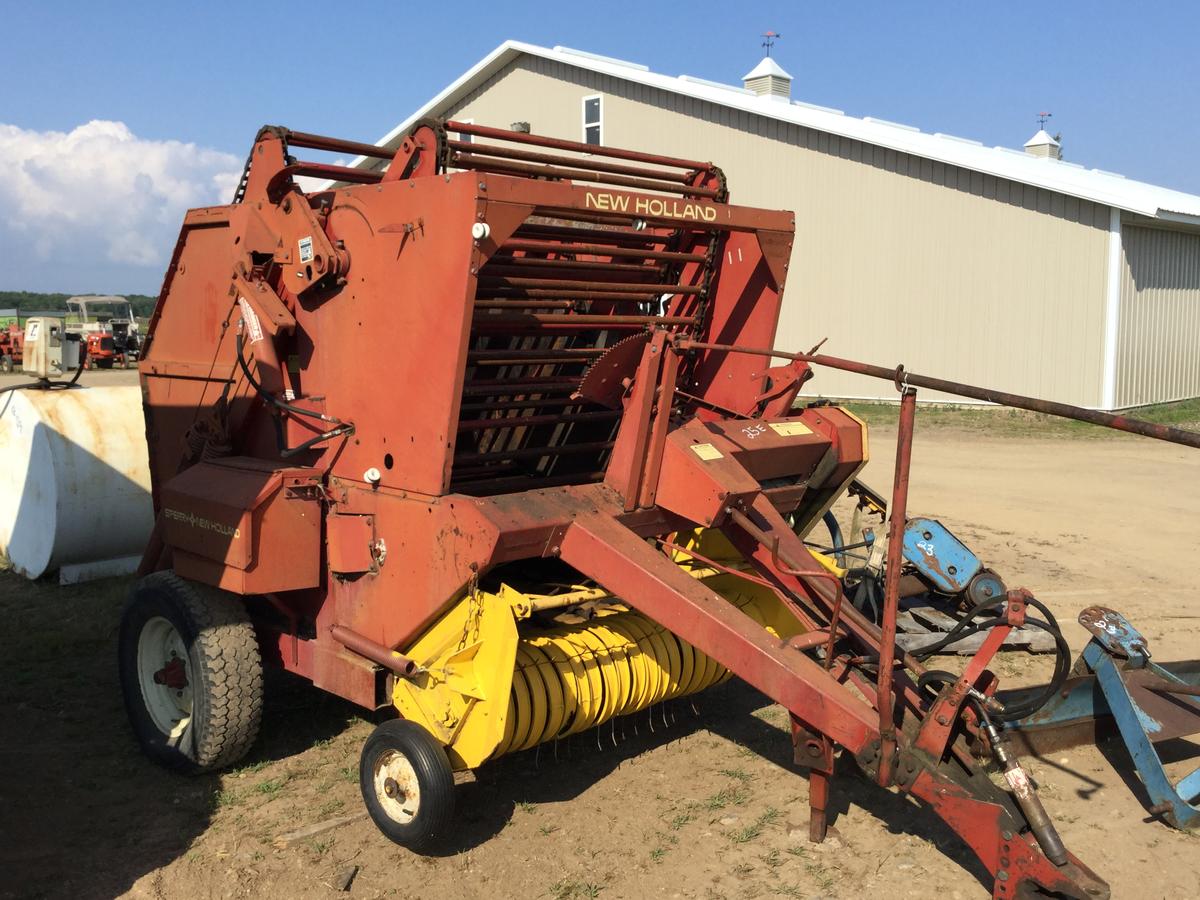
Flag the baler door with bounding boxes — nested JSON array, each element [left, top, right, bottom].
[[161, 457, 322, 593]]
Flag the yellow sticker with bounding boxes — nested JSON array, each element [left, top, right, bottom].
[[691, 443, 723, 461], [769, 421, 812, 437]]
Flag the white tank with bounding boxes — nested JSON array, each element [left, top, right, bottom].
[[0, 385, 153, 582]]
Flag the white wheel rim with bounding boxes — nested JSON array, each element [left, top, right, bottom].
[[373, 749, 421, 824], [136, 616, 193, 740]]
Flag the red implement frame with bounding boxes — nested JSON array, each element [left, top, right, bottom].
[[132, 119, 1200, 899]]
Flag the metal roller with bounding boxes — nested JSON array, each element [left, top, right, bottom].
[[489, 600, 763, 760]]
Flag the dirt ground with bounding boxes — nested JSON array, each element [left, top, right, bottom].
[[2, 421, 1199, 900]]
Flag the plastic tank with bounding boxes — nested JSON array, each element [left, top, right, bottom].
[[0, 385, 153, 582]]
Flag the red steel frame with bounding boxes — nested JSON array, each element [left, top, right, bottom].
[[130, 119, 1181, 899]]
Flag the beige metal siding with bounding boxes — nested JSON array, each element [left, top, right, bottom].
[[448, 57, 1112, 406], [1114, 224, 1200, 408]]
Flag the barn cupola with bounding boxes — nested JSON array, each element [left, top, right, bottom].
[[1024, 128, 1062, 160], [742, 56, 792, 99]]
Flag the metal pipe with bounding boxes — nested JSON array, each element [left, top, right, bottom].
[[451, 154, 722, 199], [500, 239, 706, 263], [454, 440, 615, 464], [678, 341, 1200, 450], [514, 223, 667, 247], [467, 348, 605, 362], [271, 162, 382, 195], [474, 301, 575, 310], [446, 139, 693, 184], [486, 258, 663, 275], [476, 289, 672, 302], [458, 411, 620, 431], [473, 314, 697, 328], [481, 276, 702, 295], [877, 388, 916, 786], [446, 119, 715, 172], [285, 130, 396, 160], [329, 625, 418, 678]]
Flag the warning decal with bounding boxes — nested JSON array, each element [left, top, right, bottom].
[[769, 421, 812, 437], [298, 236, 314, 264], [691, 443, 723, 461]]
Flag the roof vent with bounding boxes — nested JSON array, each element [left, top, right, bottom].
[[742, 57, 792, 99]]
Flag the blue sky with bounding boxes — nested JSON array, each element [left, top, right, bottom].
[[2, 0, 1197, 294]]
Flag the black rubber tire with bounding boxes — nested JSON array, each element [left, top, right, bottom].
[[97, 358, 114, 369], [0, 355, 12, 374], [118, 570, 263, 773], [359, 719, 455, 851]]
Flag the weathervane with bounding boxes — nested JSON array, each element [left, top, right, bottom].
[[1037, 111, 1053, 128], [761, 31, 781, 56]]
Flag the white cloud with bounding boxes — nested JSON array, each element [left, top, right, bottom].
[[0, 120, 241, 276]]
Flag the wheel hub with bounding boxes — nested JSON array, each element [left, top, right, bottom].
[[135, 616, 194, 739], [373, 750, 421, 824], [153, 657, 189, 690]]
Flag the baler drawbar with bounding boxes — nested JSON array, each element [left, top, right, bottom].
[[119, 119, 1200, 899]]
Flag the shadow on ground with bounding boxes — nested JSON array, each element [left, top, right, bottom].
[[0, 572, 359, 900]]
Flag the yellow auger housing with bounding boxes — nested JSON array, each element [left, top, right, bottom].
[[392, 532, 807, 769]]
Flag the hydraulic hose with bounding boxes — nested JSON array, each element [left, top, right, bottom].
[[234, 327, 354, 457], [913, 594, 1071, 722]]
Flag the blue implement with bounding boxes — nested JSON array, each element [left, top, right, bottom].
[[1008, 607, 1200, 829]]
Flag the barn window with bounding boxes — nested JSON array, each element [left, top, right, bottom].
[[455, 118, 474, 144], [582, 95, 602, 145]]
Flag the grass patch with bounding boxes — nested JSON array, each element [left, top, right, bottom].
[[700, 785, 750, 811], [835, 396, 1200, 438], [516, 800, 536, 813], [550, 879, 602, 899], [317, 798, 345, 817], [669, 812, 694, 830], [253, 776, 288, 796], [649, 847, 667, 863], [717, 767, 754, 783], [723, 808, 781, 845], [232, 759, 271, 776]]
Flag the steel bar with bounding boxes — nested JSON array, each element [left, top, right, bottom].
[[481, 276, 700, 295], [678, 341, 1200, 450], [271, 162, 383, 195], [514, 223, 667, 247], [286, 130, 395, 160], [452, 154, 722, 199], [446, 119, 714, 172], [467, 348, 605, 362], [877, 388, 916, 787], [458, 397, 586, 412], [455, 440, 615, 464], [457, 411, 619, 431], [485, 257, 663, 275], [473, 314, 696, 328], [476, 289, 668, 302], [474, 300, 575, 310], [446, 139, 693, 184], [500, 239, 706, 263]]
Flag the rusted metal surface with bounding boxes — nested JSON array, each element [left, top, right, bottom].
[[329, 625, 418, 678], [136, 118, 1121, 899], [876, 388, 915, 786], [678, 341, 1200, 449]]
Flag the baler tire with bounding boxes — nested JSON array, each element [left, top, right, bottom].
[[119, 571, 263, 774], [359, 719, 455, 852]]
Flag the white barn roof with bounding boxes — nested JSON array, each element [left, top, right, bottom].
[[346, 40, 1200, 226]]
